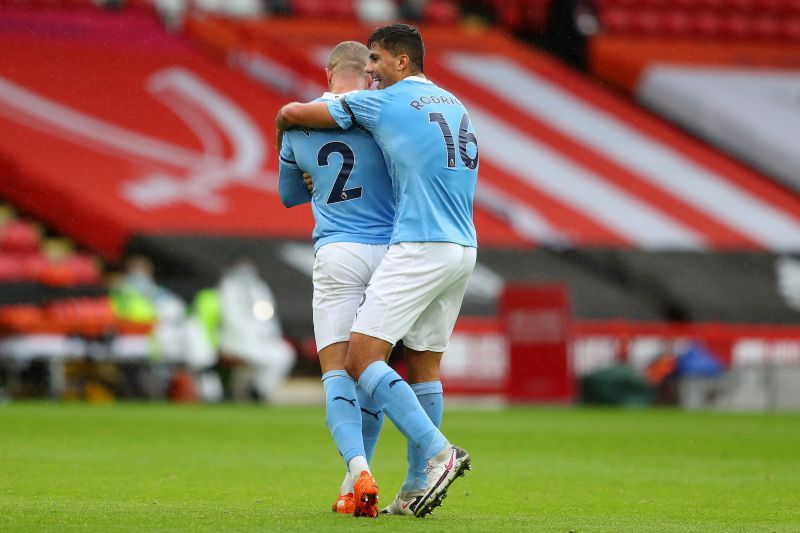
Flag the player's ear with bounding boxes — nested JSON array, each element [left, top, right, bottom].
[[397, 53, 409, 72], [325, 68, 333, 87]]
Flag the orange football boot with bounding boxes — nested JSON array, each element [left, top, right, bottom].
[[352, 470, 379, 518], [331, 492, 355, 514]]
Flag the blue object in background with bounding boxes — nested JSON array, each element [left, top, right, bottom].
[[675, 341, 725, 378]]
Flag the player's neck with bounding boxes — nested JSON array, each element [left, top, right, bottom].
[[399, 71, 425, 81], [329, 76, 365, 95], [330, 83, 360, 94]]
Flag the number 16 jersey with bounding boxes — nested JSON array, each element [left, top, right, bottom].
[[327, 76, 478, 248], [279, 92, 395, 251]]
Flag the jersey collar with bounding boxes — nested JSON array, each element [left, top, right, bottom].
[[403, 75, 432, 84]]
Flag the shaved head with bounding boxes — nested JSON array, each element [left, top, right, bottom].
[[327, 41, 369, 76]]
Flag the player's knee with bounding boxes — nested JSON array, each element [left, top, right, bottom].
[[344, 357, 364, 382], [404, 349, 442, 384]]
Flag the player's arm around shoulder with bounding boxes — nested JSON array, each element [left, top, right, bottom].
[[276, 101, 338, 131]]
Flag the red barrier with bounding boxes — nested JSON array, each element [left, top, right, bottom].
[[500, 284, 575, 403], [439, 317, 508, 396], [445, 313, 800, 402]]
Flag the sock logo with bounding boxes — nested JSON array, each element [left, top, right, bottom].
[[360, 408, 382, 420], [388, 379, 403, 388], [333, 396, 356, 406]]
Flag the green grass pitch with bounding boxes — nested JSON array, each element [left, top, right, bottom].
[[1, 403, 798, 531]]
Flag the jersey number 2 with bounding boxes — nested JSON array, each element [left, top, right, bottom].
[[318, 141, 362, 204], [428, 112, 479, 170]]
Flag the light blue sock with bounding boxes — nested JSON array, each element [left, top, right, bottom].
[[356, 385, 383, 463], [402, 381, 443, 493], [322, 370, 365, 465], [358, 361, 448, 463]]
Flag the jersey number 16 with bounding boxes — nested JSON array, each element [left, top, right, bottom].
[[428, 112, 479, 170]]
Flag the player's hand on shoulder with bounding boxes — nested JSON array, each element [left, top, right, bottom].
[[303, 172, 314, 193]]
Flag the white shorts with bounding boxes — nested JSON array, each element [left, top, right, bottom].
[[312, 242, 389, 351], [351, 242, 476, 352]]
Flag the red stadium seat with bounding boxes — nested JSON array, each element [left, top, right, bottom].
[[720, 13, 752, 38], [0, 255, 26, 282], [638, 0, 664, 6], [521, 0, 552, 31], [594, 0, 800, 39], [45, 297, 116, 336], [779, 16, 800, 39], [0, 220, 40, 253], [667, 0, 696, 10], [424, 0, 459, 25], [327, 0, 355, 19], [21, 252, 49, 282], [32, 254, 101, 287], [492, 0, 525, 31], [600, 0, 640, 7], [631, 10, 663, 34], [751, 15, 781, 39], [727, 0, 757, 12], [662, 10, 691, 36], [67, 254, 102, 286], [694, 0, 726, 10], [753, 0, 786, 12], [689, 11, 723, 37], [289, 0, 327, 18], [600, 8, 634, 33], [0, 304, 44, 334]]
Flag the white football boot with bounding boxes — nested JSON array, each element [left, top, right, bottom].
[[411, 445, 471, 518], [380, 491, 424, 516]]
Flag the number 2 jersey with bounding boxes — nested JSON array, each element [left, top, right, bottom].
[[327, 76, 478, 248], [278, 92, 395, 251]]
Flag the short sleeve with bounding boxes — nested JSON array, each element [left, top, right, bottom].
[[327, 90, 382, 132], [279, 132, 299, 170]]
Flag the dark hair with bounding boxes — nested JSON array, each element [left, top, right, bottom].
[[367, 23, 424, 73]]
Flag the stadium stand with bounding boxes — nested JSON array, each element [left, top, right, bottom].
[[594, 0, 800, 40], [588, 0, 800, 192], [1, 1, 800, 405], [0, 204, 150, 330]]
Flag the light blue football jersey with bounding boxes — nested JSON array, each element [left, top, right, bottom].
[[279, 92, 395, 251], [327, 76, 478, 248]]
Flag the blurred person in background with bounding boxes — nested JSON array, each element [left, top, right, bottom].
[[356, 0, 399, 23], [110, 255, 216, 400], [398, 0, 428, 20], [216, 255, 296, 403]]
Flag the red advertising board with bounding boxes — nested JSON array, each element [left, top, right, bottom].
[[445, 297, 800, 403], [499, 284, 575, 403], [439, 317, 508, 396]]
